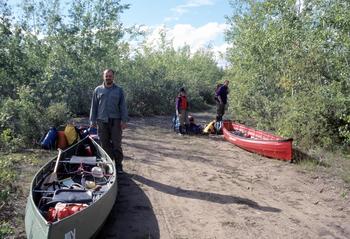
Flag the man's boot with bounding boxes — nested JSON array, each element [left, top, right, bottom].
[[178, 126, 183, 135]]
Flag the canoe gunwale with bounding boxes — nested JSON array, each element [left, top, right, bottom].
[[222, 121, 293, 161], [225, 131, 293, 143]]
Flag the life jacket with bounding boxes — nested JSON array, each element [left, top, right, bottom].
[[178, 96, 188, 110]]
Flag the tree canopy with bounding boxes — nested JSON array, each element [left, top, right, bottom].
[[0, 0, 223, 150], [225, 0, 349, 148]]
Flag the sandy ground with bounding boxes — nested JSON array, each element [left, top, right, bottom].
[[95, 113, 350, 239]]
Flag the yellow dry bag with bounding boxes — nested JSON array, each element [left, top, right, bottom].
[[64, 124, 79, 145]]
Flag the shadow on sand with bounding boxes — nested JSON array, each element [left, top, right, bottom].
[[132, 174, 281, 213], [97, 173, 160, 239]]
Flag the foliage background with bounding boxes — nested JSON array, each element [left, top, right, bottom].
[[0, 0, 349, 151], [0, 0, 223, 150], [225, 0, 350, 149]]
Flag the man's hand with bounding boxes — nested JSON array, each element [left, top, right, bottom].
[[217, 96, 223, 104], [121, 122, 127, 130]]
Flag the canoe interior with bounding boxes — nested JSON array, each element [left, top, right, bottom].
[[223, 121, 291, 142], [222, 120, 293, 161], [26, 136, 117, 239]]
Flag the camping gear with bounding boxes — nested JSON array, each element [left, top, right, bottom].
[[64, 124, 79, 145], [48, 203, 88, 222], [41, 127, 57, 149], [222, 120, 293, 161], [203, 120, 216, 134], [25, 136, 117, 239], [91, 166, 104, 178], [56, 131, 68, 149]]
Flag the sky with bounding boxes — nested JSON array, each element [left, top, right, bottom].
[[120, 0, 232, 66], [8, 0, 233, 66]]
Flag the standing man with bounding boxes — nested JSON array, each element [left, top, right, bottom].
[[90, 69, 128, 173], [215, 80, 229, 121], [175, 87, 188, 134]]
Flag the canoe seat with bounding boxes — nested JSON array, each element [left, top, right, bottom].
[[51, 189, 92, 204]]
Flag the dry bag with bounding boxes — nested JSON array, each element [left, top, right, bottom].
[[64, 124, 79, 145]]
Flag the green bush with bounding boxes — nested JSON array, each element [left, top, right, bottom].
[[45, 103, 72, 128], [225, 0, 350, 149], [339, 114, 350, 145], [120, 45, 222, 116], [0, 87, 74, 151]]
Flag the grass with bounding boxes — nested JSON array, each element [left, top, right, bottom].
[[339, 153, 350, 185], [0, 150, 53, 238], [293, 148, 331, 170], [294, 147, 350, 190], [340, 190, 349, 199], [0, 153, 20, 239], [0, 223, 13, 238]]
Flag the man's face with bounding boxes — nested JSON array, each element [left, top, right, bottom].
[[104, 70, 114, 87], [224, 80, 229, 86]]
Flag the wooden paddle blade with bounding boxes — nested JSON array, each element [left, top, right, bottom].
[[41, 149, 63, 188], [42, 173, 57, 186]]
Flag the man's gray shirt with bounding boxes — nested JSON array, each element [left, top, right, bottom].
[[90, 83, 128, 124]]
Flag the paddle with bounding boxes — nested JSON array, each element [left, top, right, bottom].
[[42, 148, 63, 187]]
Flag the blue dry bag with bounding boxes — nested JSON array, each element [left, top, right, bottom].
[[41, 127, 57, 149]]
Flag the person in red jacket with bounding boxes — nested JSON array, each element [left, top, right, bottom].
[[175, 88, 188, 134]]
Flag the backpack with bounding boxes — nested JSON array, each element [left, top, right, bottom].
[[214, 84, 223, 102]]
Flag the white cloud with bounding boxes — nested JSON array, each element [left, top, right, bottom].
[[170, 23, 226, 50], [141, 22, 229, 67], [173, 0, 214, 14], [165, 0, 215, 22], [295, 0, 305, 14], [213, 43, 230, 68]]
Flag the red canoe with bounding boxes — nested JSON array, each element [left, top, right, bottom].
[[222, 121, 293, 161]]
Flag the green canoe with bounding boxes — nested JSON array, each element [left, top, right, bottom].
[[25, 136, 117, 239]]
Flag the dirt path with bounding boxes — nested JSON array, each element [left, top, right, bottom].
[[97, 113, 350, 239]]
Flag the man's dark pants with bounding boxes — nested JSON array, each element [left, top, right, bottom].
[[216, 102, 226, 121], [97, 119, 123, 168]]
